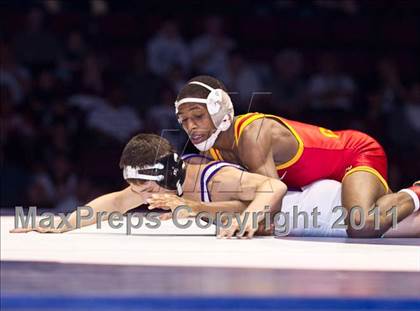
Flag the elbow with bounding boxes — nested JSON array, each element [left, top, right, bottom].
[[263, 178, 286, 214], [267, 178, 287, 198]]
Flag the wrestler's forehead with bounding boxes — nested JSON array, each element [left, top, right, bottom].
[[177, 103, 206, 115]]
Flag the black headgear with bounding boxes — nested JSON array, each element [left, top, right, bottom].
[[123, 153, 186, 196]]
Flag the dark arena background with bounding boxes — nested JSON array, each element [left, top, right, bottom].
[[1, 1, 420, 311]]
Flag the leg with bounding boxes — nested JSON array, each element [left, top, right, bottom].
[[342, 171, 416, 238]]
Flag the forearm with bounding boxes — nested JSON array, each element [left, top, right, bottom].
[[189, 200, 248, 218], [241, 179, 287, 222], [60, 187, 146, 232], [216, 178, 287, 238]]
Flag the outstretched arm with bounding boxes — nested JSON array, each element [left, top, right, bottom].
[[11, 187, 147, 233]]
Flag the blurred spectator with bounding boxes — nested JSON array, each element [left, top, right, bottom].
[[57, 31, 88, 81], [372, 58, 407, 116], [0, 88, 35, 206], [13, 7, 61, 70], [146, 20, 190, 77], [270, 50, 306, 116], [404, 81, 420, 135], [166, 64, 188, 93], [0, 42, 31, 104], [55, 177, 99, 213], [1, 87, 37, 165], [191, 16, 234, 80], [80, 52, 104, 94], [314, 0, 359, 15], [307, 53, 356, 111], [123, 49, 161, 113], [224, 50, 262, 111], [146, 86, 183, 149], [43, 98, 82, 133], [91, 0, 109, 16], [46, 122, 73, 155], [87, 84, 143, 142], [41, 109, 81, 162], [0, 87, 33, 139], [27, 155, 77, 208], [31, 70, 61, 105]]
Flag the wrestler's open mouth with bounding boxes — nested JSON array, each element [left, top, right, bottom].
[[190, 132, 206, 144]]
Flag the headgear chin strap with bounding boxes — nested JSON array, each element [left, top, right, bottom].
[[123, 153, 186, 196], [175, 81, 234, 151]]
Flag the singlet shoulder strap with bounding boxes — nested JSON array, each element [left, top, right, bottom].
[[200, 161, 245, 202], [181, 153, 212, 162], [234, 113, 266, 146], [208, 148, 224, 161]]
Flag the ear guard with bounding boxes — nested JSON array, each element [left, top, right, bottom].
[[174, 81, 234, 151], [123, 153, 186, 196]]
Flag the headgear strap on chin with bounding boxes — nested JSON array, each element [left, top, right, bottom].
[[174, 81, 235, 151], [123, 153, 186, 196]]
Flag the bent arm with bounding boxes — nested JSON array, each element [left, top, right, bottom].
[[238, 120, 279, 179], [211, 167, 287, 214], [213, 167, 287, 238], [183, 198, 248, 218], [147, 194, 248, 221], [241, 176, 286, 217]]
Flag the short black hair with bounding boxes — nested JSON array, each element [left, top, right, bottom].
[[119, 133, 174, 169], [176, 75, 227, 102]]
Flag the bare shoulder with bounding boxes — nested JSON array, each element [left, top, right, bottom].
[[209, 165, 241, 183], [238, 117, 274, 148], [236, 117, 274, 167], [211, 165, 267, 187]]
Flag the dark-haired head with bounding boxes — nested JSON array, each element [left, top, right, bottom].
[[176, 75, 227, 102], [119, 133, 174, 185]]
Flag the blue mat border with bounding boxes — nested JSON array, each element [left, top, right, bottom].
[[2, 296, 420, 310]]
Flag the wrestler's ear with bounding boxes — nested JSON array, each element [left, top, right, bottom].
[[128, 180, 149, 194]]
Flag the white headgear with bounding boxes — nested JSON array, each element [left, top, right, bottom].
[[123, 153, 186, 196], [174, 81, 234, 151]]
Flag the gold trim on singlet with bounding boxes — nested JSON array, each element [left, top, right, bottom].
[[209, 147, 224, 161], [234, 113, 304, 171], [343, 165, 389, 193]]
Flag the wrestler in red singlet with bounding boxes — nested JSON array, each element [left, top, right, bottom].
[[208, 112, 389, 191]]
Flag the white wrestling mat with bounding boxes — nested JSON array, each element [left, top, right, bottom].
[[1, 216, 419, 272]]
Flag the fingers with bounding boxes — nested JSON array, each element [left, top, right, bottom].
[[32, 226, 60, 233], [9, 227, 64, 234], [217, 220, 239, 239], [147, 197, 171, 210], [147, 194, 185, 211], [255, 222, 273, 236], [236, 224, 256, 239], [217, 220, 258, 239], [246, 227, 256, 239], [9, 228, 33, 233], [159, 212, 172, 221]]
